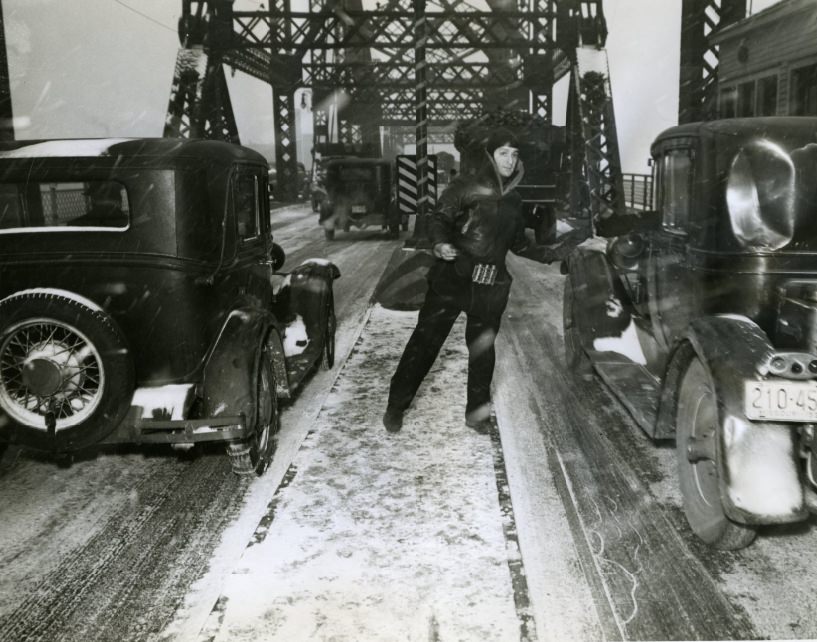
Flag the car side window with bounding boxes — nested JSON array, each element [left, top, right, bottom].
[[234, 170, 260, 241], [660, 149, 692, 232], [0, 180, 129, 231]]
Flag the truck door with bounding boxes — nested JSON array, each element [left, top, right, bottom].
[[646, 145, 698, 351]]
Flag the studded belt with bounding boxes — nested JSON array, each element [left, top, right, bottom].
[[471, 263, 498, 285]]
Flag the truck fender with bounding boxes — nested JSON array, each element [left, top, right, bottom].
[[660, 315, 806, 524], [202, 307, 275, 426]]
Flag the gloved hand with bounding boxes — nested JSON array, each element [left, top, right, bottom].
[[433, 242, 459, 261]]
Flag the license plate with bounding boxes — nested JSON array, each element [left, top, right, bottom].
[[351, 205, 366, 214], [744, 380, 817, 421]]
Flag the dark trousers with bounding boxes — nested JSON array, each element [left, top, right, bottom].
[[387, 267, 510, 419]]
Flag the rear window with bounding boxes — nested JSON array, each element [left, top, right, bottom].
[[0, 180, 130, 232]]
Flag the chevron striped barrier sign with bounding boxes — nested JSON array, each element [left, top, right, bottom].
[[396, 154, 437, 215]]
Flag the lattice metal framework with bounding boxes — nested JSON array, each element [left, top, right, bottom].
[[164, 0, 630, 226], [164, 1, 240, 144], [235, 1, 564, 125], [679, 0, 745, 124]]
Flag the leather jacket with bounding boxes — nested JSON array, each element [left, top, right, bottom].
[[429, 153, 555, 274]]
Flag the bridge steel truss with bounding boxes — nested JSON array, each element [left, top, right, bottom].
[[159, 0, 748, 229], [679, 0, 745, 124]]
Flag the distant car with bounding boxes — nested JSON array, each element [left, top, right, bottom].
[[563, 117, 817, 549], [0, 138, 339, 476], [318, 157, 404, 239]]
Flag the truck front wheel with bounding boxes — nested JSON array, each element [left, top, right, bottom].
[[676, 357, 757, 549], [562, 266, 593, 375], [322, 291, 336, 370]]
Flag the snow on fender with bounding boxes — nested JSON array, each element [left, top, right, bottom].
[[684, 315, 806, 523]]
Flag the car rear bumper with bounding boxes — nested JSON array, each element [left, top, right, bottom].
[[103, 410, 249, 445]]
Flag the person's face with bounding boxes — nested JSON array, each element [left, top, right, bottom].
[[493, 145, 519, 177]]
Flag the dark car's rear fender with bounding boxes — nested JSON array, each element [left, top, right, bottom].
[[659, 315, 806, 524], [202, 307, 276, 427], [287, 260, 340, 336]]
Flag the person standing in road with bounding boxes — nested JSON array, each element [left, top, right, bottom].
[[382, 127, 562, 434]]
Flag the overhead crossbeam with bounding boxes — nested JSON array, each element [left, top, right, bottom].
[[232, 8, 555, 51], [303, 62, 522, 89]]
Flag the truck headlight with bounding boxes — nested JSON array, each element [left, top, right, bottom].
[[726, 139, 795, 251]]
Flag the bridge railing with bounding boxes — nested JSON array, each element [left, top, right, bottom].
[[622, 173, 654, 212]]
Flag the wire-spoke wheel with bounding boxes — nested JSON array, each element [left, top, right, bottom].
[[0, 319, 105, 428], [676, 357, 757, 549], [227, 345, 278, 476], [0, 290, 133, 450]]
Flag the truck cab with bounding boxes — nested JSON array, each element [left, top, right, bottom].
[[563, 117, 817, 549]]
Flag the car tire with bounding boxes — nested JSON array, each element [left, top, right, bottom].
[[322, 291, 336, 370], [0, 290, 134, 451], [676, 357, 757, 550], [562, 267, 593, 375], [227, 344, 278, 476]]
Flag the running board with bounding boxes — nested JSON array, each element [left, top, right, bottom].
[[591, 352, 660, 437]]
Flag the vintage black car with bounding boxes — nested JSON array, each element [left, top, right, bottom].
[[563, 117, 817, 549], [318, 157, 404, 239], [0, 138, 339, 476]]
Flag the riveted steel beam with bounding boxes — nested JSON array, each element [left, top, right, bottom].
[[234, 8, 554, 51], [165, 1, 241, 143], [679, 0, 745, 123]]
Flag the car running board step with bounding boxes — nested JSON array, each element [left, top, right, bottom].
[[593, 359, 660, 436]]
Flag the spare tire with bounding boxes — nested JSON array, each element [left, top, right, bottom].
[[0, 289, 135, 451]]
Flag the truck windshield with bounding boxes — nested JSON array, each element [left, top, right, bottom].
[[339, 167, 374, 181]]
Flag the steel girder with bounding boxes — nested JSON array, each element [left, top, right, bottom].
[[679, 0, 745, 124], [233, 8, 555, 51], [164, 47, 240, 143], [558, 1, 626, 234], [566, 49, 625, 235], [264, 1, 300, 201], [164, 1, 240, 143]]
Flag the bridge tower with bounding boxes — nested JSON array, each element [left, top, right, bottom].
[[679, 0, 746, 123]]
